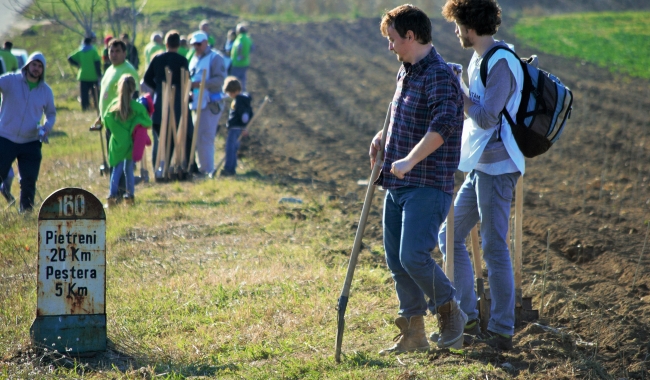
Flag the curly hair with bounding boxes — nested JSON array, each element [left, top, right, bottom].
[[380, 4, 432, 45], [442, 0, 502, 36]]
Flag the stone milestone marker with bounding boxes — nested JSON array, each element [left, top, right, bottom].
[[30, 188, 106, 354]]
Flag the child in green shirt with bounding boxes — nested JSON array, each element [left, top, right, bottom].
[[104, 74, 152, 207]]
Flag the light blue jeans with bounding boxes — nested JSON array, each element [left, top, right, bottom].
[[384, 187, 455, 318], [110, 159, 134, 198], [438, 170, 520, 336], [224, 128, 243, 174]]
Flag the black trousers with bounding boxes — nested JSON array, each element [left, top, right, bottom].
[[0, 137, 42, 211], [80, 81, 97, 111]]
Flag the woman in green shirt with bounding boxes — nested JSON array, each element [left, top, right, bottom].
[[104, 75, 152, 207]]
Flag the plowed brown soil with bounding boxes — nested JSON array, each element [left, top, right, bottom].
[[206, 13, 650, 378]]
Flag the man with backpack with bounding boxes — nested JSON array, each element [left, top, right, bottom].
[[438, 0, 525, 351]]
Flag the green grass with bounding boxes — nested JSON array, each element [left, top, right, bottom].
[[0, 4, 615, 378], [0, 107, 505, 378], [513, 11, 650, 79]]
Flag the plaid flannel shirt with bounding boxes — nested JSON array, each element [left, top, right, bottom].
[[378, 47, 464, 194]]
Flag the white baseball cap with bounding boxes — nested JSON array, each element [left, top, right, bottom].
[[190, 32, 208, 44]]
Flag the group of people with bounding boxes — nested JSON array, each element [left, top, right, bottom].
[[0, 19, 255, 211], [1, 0, 522, 355], [373, 0, 523, 354], [93, 22, 254, 206]]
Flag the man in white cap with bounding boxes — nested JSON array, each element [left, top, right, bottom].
[[188, 31, 227, 177]]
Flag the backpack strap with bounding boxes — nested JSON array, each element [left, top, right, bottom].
[[479, 45, 520, 86], [479, 45, 521, 140]]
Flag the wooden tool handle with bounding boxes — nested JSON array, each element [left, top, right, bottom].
[[187, 70, 207, 172]]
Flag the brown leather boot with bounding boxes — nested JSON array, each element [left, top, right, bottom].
[[436, 299, 468, 348], [123, 195, 135, 206], [378, 315, 430, 356]]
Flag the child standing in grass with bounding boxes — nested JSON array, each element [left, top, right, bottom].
[[221, 76, 253, 177], [104, 74, 152, 207]]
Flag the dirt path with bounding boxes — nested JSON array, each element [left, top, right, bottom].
[[235, 16, 650, 376]]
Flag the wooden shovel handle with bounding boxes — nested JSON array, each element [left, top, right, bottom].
[[187, 70, 207, 172]]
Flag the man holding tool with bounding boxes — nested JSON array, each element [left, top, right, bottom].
[[188, 31, 227, 177], [92, 39, 139, 196], [438, 0, 525, 351], [143, 30, 193, 173], [369, 5, 466, 355]]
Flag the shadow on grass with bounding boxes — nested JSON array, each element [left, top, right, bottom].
[[49, 130, 68, 138], [22, 338, 240, 378], [150, 362, 240, 377], [342, 351, 394, 369], [144, 199, 229, 207]]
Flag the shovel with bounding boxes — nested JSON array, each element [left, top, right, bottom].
[[477, 177, 538, 328], [186, 70, 207, 176], [335, 103, 391, 363], [513, 177, 538, 326], [90, 87, 109, 177], [470, 226, 489, 333], [89, 117, 109, 177], [155, 70, 172, 182]]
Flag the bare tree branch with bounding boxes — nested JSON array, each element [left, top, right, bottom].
[[9, 0, 104, 38]]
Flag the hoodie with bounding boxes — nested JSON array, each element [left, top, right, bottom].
[[0, 52, 56, 144]]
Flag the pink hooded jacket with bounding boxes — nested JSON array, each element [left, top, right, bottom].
[[132, 93, 154, 162]]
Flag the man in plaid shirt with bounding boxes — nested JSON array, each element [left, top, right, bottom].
[[370, 5, 466, 355]]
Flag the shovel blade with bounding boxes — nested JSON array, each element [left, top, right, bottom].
[[481, 289, 538, 327], [516, 307, 539, 326], [515, 296, 538, 327]]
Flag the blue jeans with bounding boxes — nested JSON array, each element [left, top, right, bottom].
[[230, 66, 248, 92], [384, 187, 455, 318], [438, 170, 520, 336], [0, 137, 42, 211], [110, 159, 134, 198], [224, 128, 242, 174]]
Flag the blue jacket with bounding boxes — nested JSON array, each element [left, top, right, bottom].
[[0, 52, 56, 144]]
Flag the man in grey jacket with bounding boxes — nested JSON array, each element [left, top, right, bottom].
[[0, 52, 56, 212], [188, 31, 227, 177]]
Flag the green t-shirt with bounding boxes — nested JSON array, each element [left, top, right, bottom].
[[231, 33, 252, 68], [144, 42, 165, 67], [28, 81, 38, 90], [104, 99, 152, 166], [208, 35, 216, 48], [185, 48, 195, 62], [0, 49, 18, 72], [177, 46, 189, 58], [69, 46, 101, 81], [99, 61, 140, 119]]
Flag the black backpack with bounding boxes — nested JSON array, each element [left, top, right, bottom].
[[480, 45, 573, 158]]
